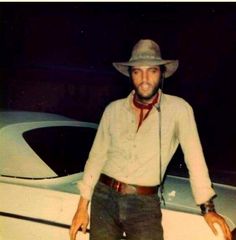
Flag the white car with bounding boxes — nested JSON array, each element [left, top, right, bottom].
[[0, 111, 235, 240]]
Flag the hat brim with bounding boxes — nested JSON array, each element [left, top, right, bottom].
[[113, 59, 179, 78]]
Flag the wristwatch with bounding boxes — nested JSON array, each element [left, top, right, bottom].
[[200, 198, 216, 215]]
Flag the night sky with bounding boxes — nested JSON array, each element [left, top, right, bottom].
[[0, 2, 236, 174]]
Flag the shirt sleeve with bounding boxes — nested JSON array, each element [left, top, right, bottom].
[[77, 105, 111, 200], [177, 101, 216, 205]]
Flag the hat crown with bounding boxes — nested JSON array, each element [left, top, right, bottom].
[[112, 38, 178, 78], [130, 39, 162, 61]]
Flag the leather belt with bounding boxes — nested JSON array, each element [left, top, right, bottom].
[[99, 174, 158, 195]]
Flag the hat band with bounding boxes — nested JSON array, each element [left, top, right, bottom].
[[130, 55, 162, 61]]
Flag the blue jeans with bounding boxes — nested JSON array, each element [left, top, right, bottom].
[[90, 182, 163, 240]]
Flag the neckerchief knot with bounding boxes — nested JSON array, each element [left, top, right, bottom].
[[133, 93, 159, 131]]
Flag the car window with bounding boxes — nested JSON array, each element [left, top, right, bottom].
[[166, 146, 236, 186], [23, 126, 96, 176]]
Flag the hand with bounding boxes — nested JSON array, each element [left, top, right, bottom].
[[204, 212, 232, 240], [69, 208, 89, 240], [69, 197, 90, 240]]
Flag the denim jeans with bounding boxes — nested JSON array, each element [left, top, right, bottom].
[[90, 182, 163, 240]]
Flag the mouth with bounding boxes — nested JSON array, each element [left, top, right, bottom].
[[139, 83, 152, 92]]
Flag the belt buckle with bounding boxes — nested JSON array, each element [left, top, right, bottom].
[[115, 181, 121, 192], [112, 180, 121, 192], [123, 184, 136, 194]]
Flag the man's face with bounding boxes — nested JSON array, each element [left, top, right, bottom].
[[131, 65, 161, 101]]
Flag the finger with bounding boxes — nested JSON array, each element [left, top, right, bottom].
[[82, 220, 89, 234], [209, 221, 218, 235], [224, 224, 232, 240], [82, 224, 87, 234], [70, 223, 80, 240], [219, 220, 230, 240], [69, 227, 76, 240], [217, 220, 232, 240], [221, 224, 228, 240], [69, 227, 73, 240]]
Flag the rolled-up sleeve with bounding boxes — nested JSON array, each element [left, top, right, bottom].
[[177, 101, 216, 205], [77, 106, 111, 200]]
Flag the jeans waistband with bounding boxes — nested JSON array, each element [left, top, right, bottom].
[[99, 174, 158, 195]]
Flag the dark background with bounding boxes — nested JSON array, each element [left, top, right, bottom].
[[0, 2, 236, 172]]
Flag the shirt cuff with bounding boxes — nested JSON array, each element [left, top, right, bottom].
[[77, 180, 94, 201]]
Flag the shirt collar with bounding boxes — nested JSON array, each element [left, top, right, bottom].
[[124, 89, 164, 112]]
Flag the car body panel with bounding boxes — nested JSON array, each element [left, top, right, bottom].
[[0, 181, 225, 240], [0, 112, 97, 178], [0, 111, 235, 240], [162, 208, 225, 240], [0, 182, 89, 240], [163, 175, 236, 230]]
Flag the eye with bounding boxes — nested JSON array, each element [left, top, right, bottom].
[[132, 69, 140, 75], [149, 68, 160, 73]]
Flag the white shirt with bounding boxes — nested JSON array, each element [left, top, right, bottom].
[[78, 91, 215, 205]]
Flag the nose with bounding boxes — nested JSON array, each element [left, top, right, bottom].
[[142, 70, 149, 82]]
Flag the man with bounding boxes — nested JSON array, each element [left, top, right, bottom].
[[70, 39, 232, 240]]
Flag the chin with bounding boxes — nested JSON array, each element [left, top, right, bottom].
[[137, 91, 156, 101]]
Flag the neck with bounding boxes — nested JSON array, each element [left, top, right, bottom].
[[132, 92, 159, 131]]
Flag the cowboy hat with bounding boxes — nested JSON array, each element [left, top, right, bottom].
[[113, 39, 179, 78]]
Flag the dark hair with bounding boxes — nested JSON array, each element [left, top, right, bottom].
[[159, 65, 166, 74]]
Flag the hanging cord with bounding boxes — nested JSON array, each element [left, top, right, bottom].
[[156, 74, 166, 206]]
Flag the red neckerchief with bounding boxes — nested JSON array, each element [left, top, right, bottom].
[[133, 93, 159, 131]]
